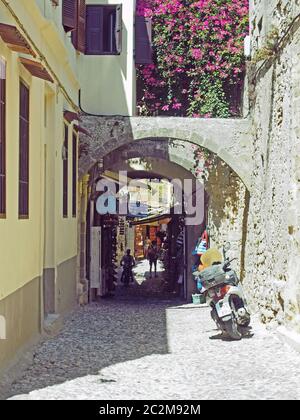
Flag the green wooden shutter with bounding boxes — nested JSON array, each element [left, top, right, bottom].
[[62, 0, 76, 32], [115, 5, 122, 55], [135, 16, 153, 64]]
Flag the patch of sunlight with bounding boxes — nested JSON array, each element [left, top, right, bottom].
[[135, 275, 146, 285], [133, 259, 165, 286]]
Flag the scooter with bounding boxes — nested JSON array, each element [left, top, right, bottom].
[[193, 243, 251, 340]]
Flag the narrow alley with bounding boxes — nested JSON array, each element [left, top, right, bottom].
[[5, 289, 300, 400], [1, 0, 300, 403]]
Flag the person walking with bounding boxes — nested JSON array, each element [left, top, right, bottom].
[[143, 236, 151, 258], [147, 240, 159, 278], [121, 249, 135, 286]]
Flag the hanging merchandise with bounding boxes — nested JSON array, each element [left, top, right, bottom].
[[192, 229, 209, 256], [176, 230, 184, 249], [197, 239, 207, 255], [192, 238, 206, 255]]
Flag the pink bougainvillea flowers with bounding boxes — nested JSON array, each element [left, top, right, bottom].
[[136, 0, 249, 118]]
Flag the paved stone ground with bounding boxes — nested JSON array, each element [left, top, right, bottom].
[[4, 270, 300, 400], [117, 259, 177, 299]]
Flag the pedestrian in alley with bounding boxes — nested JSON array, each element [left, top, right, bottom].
[[147, 240, 159, 278], [120, 249, 136, 286], [143, 236, 152, 258]]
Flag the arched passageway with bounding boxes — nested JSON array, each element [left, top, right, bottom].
[[78, 130, 250, 304]]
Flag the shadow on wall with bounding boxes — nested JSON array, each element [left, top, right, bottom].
[[4, 300, 177, 399], [205, 158, 242, 231], [204, 157, 248, 278], [121, 15, 128, 79]]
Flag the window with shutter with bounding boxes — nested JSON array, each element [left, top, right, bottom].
[[63, 124, 68, 218], [72, 132, 77, 217], [135, 16, 153, 64], [0, 58, 6, 217], [19, 81, 30, 219], [62, 0, 76, 32], [72, 0, 86, 53], [86, 5, 122, 55]]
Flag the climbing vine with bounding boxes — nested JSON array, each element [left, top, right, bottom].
[[252, 25, 279, 63], [136, 0, 249, 118]]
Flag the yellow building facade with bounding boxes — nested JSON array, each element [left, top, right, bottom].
[[0, 0, 140, 372], [0, 0, 80, 371]]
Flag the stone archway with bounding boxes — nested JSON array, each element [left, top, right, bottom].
[[77, 123, 251, 303], [103, 138, 198, 177], [79, 116, 253, 190], [101, 138, 249, 272]]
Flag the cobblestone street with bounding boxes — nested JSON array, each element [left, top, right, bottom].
[[5, 284, 300, 400]]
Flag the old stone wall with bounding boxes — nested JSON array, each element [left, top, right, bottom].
[[205, 159, 248, 277], [244, 0, 300, 332]]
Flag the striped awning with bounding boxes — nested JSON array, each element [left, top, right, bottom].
[[0, 23, 35, 56], [129, 213, 172, 226]]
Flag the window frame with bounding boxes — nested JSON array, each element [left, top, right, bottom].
[[72, 130, 77, 218], [63, 123, 69, 218], [85, 4, 122, 56], [18, 80, 30, 220], [0, 57, 6, 219]]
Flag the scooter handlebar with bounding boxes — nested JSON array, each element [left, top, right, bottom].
[[223, 257, 237, 270]]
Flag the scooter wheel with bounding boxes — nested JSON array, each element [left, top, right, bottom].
[[223, 318, 242, 340]]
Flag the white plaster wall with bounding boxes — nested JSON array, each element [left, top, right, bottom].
[[79, 0, 136, 116]]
